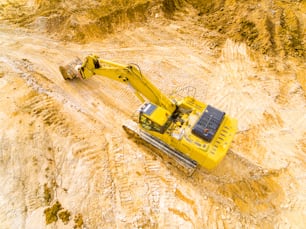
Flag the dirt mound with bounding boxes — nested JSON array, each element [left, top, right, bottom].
[[0, 0, 167, 41], [191, 0, 305, 58], [1, 0, 304, 58]]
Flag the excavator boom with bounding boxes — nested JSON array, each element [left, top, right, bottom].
[[60, 55, 176, 114]]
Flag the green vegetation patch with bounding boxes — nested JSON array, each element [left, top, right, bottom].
[[74, 213, 84, 229], [43, 183, 52, 205], [58, 209, 71, 225], [44, 201, 63, 225]]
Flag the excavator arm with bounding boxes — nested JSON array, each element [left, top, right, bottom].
[[60, 55, 177, 114]]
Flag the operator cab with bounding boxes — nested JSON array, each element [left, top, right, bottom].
[[139, 103, 172, 134]]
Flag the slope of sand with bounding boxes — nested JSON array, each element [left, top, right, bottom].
[[0, 1, 305, 228]]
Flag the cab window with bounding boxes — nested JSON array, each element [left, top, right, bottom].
[[139, 114, 162, 133]]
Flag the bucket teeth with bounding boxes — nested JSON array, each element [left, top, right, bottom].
[[59, 58, 83, 80]]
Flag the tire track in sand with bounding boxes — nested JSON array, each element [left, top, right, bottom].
[[107, 134, 139, 228], [3, 55, 117, 227]]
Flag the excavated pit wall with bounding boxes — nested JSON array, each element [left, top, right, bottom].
[[1, 0, 305, 59]]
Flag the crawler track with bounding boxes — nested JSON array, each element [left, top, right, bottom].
[[122, 120, 198, 176]]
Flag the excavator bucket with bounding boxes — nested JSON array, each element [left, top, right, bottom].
[[59, 58, 82, 80]]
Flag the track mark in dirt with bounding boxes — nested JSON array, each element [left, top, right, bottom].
[[23, 183, 44, 213], [187, 149, 287, 225], [21, 91, 109, 173], [21, 92, 75, 138], [208, 40, 280, 131], [218, 176, 283, 215], [9, 70, 116, 227], [144, 159, 163, 215], [107, 135, 136, 222], [71, 141, 110, 190], [1, 56, 108, 134], [0, 197, 18, 228]]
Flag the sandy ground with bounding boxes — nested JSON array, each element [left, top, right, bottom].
[[0, 10, 305, 228]]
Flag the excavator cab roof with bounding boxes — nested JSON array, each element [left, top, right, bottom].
[[140, 103, 171, 127]]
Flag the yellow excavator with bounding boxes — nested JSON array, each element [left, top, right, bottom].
[[60, 55, 237, 175]]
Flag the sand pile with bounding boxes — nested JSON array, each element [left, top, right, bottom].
[[1, 0, 305, 59]]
